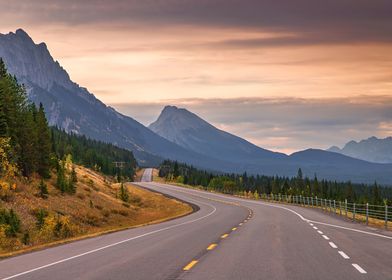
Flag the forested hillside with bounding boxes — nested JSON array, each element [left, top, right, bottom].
[[51, 128, 137, 179], [159, 160, 392, 206]]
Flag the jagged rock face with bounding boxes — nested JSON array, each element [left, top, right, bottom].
[[328, 137, 392, 163], [0, 29, 73, 91]]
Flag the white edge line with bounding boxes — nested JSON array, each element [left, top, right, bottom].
[[157, 183, 392, 241]]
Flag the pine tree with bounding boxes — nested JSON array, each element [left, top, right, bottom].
[[35, 208, 48, 229], [7, 209, 20, 237], [119, 183, 129, 202], [56, 161, 67, 193], [18, 106, 38, 176], [36, 103, 51, 178], [173, 161, 179, 178], [372, 182, 380, 205], [0, 102, 7, 137], [38, 179, 49, 199], [0, 58, 7, 78], [22, 231, 30, 245], [67, 176, 76, 194], [71, 166, 77, 183]]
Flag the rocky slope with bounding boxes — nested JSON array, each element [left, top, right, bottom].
[[328, 136, 392, 163]]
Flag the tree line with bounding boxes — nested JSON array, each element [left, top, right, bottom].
[[159, 160, 392, 206], [51, 127, 137, 179]]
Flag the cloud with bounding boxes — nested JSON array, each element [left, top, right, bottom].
[[111, 95, 392, 153], [1, 0, 392, 46]]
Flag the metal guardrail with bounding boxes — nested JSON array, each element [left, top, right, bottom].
[[255, 193, 391, 229]]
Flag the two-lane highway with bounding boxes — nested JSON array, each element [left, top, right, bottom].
[[1, 168, 392, 279]]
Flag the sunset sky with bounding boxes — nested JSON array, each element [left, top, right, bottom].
[[1, 0, 392, 153]]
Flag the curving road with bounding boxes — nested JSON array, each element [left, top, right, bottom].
[[1, 168, 392, 280]]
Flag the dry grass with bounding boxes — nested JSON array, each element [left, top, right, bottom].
[[0, 166, 192, 257], [152, 169, 165, 183]]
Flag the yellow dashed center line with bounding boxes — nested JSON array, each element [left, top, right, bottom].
[[207, 243, 218, 250], [221, 233, 229, 239], [183, 260, 198, 271], [239, 223, 243, 226], [232, 227, 237, 231]]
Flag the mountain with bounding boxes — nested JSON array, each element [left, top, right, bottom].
[[289, 149, 392, 183], [0, 29, 234, 169], [149, 105, 287, 164], [327, 137, 392, 163], [1, 29, 391, 185], [150, 106, 392, 185]]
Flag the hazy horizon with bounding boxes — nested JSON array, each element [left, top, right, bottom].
[[1, 0, 391, 153]]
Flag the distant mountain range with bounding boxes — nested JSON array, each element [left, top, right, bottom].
[[150, 106, 392, 184], [1, 29, 392, 185], [328, 137, 392, 163]]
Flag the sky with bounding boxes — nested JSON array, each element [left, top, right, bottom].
[[1, 0, 392, 154]]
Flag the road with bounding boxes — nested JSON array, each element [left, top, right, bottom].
[[1, 168, 392, 279]]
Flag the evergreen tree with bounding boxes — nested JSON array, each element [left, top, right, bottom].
[[372, 182, 381, 205], [0, 58, 7, 78], [38, 179, 49, 199], [56, 161, 67, 193], [0, 101, 7, 137], [272, 176, 279, 194], [35, 208, 48, 229], [119, 183, 129, 202], [173, 161, 179, 178], [36, 103, 51, 178], [71, 166, 77, 183]]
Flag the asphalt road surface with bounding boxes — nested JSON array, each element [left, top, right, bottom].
[[1, 168, 391, 280]]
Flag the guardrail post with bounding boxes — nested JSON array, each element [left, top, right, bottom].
[[339, 201, 342, 215], [311, 197, 313, 207], [353, 203, 356, 222], [333, 200, 336, 214], [345, 199, 348, 218], [315, 196, 318, 207], [386, 204, 388, 229], [366, 203, 369, 225]]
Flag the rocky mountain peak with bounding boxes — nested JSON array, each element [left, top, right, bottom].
[[0, 28, 73, 91], [15, 28, 31, 40]]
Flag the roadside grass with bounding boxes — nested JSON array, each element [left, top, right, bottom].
[[152, 169, 165, 183], [0, 166, 192, 258]]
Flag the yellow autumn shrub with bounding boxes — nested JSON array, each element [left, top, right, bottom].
[[39, 214, 78, 242]]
